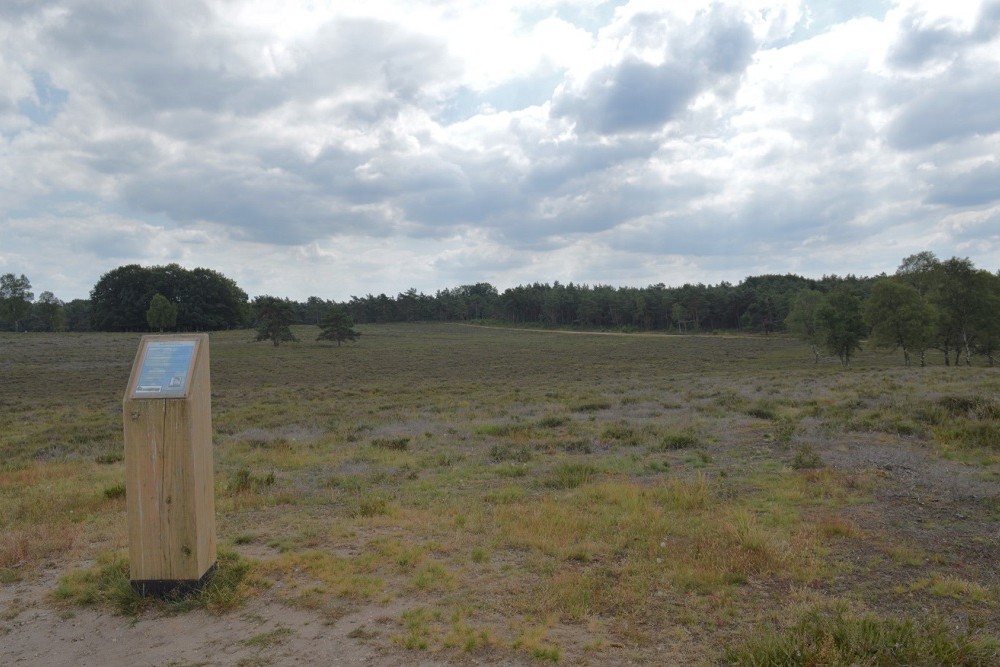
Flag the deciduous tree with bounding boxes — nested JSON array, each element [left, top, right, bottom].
[[785, 289, 824, 363], [146, 293, 178, 332], [863, 279, 936, 366], [90, 264, 247, 331], [931, 258, 997, 366], [0, 273, 34, 331], [815, 286, 867, 366], [30, 291, 67, 332]]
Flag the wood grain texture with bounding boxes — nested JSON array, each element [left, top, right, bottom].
[[123, 334, 216, 582]]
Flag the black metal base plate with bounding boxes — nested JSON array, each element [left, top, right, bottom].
[[131, 561, 218, 598]]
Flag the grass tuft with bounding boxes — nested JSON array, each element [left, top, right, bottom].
[[723, 603, 1000, 666], [54, 549, 257, 615], [103, 482, 126, 499], [544, 462, 598, 489], [658, 430, 700, 450], [228, 466, 276, 494]]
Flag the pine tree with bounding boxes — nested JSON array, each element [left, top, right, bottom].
[[253, 296, 298, 347], [317, 305, 361, 346]]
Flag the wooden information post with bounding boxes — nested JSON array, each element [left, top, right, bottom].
[[123, 334, 217, 596]]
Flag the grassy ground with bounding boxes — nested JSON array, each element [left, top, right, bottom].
[[1, 323, 998, 664]]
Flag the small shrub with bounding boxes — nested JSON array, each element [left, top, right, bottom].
[[537, 415, 568, 428], [659, 431, 700, 451], [600, 422, 641, 446], [571, 400, 611, 412], [490, 443, 532, 463], [714, 391, 746, 410], [371, 437, 410, 451], [791, 444, 823, 470], [560, 439, 592, 454], [934, 421, 1000, 451], [774, 416, 797, 445], [352, 492, 392, 518], [745, 404, 778, 420], [939, 396, 1000, 420]]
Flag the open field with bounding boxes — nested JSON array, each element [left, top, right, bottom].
[[2, 323, 999, 665]]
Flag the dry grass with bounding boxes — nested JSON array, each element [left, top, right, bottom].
[[2, 324, 999, 662]]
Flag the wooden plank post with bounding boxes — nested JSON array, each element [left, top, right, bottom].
[[123, 334, 217, 596]]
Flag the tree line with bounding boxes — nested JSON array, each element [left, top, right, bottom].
[[0, 264, 248, 333], [791, 252, 1000, 367], [340, 275, 877, 332], [2, 252, 997, 365]]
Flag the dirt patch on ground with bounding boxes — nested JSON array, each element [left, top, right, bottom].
[[2, 570, 486, 666]]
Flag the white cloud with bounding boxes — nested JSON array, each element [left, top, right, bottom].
[[2, 0, 1000, 302]]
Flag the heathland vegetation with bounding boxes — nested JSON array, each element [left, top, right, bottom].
[[2, 321, 998, 664]]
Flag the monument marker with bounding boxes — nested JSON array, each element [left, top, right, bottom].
[[123, 334, 217, 596]]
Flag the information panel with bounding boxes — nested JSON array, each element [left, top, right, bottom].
[[132, 340, 197, 398]]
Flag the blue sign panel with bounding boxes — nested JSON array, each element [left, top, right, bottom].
[[133, 340, 197, 397]]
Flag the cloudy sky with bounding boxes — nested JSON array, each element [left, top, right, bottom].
[[2, 0, 999, 302]]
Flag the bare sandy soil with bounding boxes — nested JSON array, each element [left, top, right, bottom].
[[2, 569, 492, 666]]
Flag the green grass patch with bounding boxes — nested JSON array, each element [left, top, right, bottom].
[[723, 603, 999, 666], [54, 549, 256, 615], [657, 428, 700, 451], [228, 466, 276, 494], [543, 462, 598, 489], [103, 482, 126, 499], [244, 626, 295, 649]]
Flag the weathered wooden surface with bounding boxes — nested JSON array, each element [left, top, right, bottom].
[[123, 334, 216, 583]]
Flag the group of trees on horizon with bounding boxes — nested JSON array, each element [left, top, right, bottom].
[[2, 251, 998, 365]]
